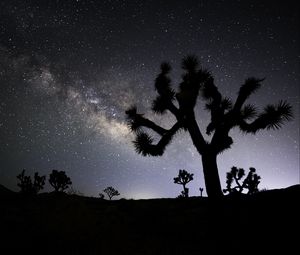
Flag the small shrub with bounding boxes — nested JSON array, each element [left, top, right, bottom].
[[49, 170, 72, 193], [223, 166, 261, 195]]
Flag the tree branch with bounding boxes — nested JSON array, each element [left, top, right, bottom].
[[210, 129, 233, 154], [201, 75, 226, 135], [126, 107, 168, 135], [133, 121, 182, 156], [167, 101, 181, 120], [185, 112, 207, 155], [239, 100, 293, 133], [233, 77, 264, 112]]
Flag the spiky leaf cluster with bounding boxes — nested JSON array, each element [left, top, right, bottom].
[[239, 100, 293, 133], [174, 169, 194, 186], [177, 56, 212, 112], [133, 132, 156, 156], [151, 62, 175, 114], [125, 106, 143, 132]]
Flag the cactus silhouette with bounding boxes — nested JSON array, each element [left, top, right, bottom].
[[17, 170, 45, 195], [199, 187, 204, 197], [173, 169, 194, 198], [126, 55, 293, 198], [103, 186, 120, 200], [223, 166, 261, 195], [49, 170, 72, 193]]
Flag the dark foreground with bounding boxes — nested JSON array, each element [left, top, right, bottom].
[[1, 185, 299, 255]]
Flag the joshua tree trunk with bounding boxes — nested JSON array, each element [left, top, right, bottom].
[[201, 153, 222, 198], [186, 116, 223, 198]]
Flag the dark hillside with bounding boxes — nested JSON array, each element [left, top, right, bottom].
[[0, 185, 299, 255]]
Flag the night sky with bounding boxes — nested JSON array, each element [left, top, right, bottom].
[[0, 0, 299, 198]]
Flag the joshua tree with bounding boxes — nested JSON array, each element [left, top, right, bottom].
[[174, 169, 194, 198], [125, 55, 293, 198], [199, 187, 204, 197], [49, 170, 72, 193], [17, 170, 32, 194], [33, 172, 46, 194], [17, 170, 46, 195], [223, 166, 261, 195], [103, 186, 120, 200]]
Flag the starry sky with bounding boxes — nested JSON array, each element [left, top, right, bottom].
[[0, 0, 299, 198]]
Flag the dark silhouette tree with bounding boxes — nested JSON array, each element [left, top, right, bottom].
[[17, 170, 46, 195], [223, 166, 261, 195], [99, 193, 105, 200], [17, 170, 32, 194], [103, 186, 120, 200], [49, 170, 72, 193], [173, 169, 194, 198], [199, 187, 204, 197], [126, 55, 293, 198], [33, 172, 46, 194]]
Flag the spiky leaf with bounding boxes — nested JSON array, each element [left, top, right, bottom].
[[239, 77, 264, 100], [221, 97, 233, 111], [125, 106, 137, 120], [201, 77, 221, 103], [133, 132, 154, 156], [160, 62, 171, 73], [239, 100, 293, 133], [262, 100, 293, 130], [152, 96, 168, 114], [181, 55, 199, 71], [241, 104, 257, 120]]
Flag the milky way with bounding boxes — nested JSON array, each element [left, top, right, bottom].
[[0, 0, 299, 198]]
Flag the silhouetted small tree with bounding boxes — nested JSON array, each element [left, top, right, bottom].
[[243, 167, 261, 194], [223, 166, 261, 195], [17, 170, 32, 194], [199, 187, 204, 197], [17, 170, 45, 195], [33, 172, 46, 194], [126, 55, 293, 198], [174, 169, 194, 198], [103, 186, 120, 200], [49, 170, 72, 193], [99, 193, 105, 200]]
